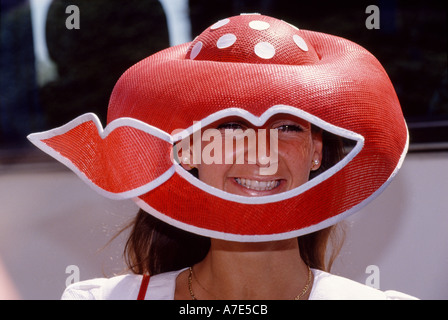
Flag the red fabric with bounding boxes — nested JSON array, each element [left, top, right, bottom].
[[186, 15, 320, 65], [30, 15, 408, 239], [42, 120, 172, 194], [137, 274, 150, 300]]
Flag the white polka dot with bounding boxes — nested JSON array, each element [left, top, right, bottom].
[[190, 41, 203, 59], [210, 18, 230, 30], [254, 42, 275, 59], [293, 35, 308, 52], [249, 20, 270, 30], [217, 33, 237, 49]]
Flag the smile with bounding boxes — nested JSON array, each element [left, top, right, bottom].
[[234, 177, 281, 191]]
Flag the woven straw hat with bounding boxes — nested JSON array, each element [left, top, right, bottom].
[[28, 14, 408, 242]]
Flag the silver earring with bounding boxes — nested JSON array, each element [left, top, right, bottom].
[[182, 156, 190, 164], [182, 156, 195, 169], [311, 159, 320, 170]]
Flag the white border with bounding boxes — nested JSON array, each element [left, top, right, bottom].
[[134, 196, 348, 242], [27, 113, 175, 200]]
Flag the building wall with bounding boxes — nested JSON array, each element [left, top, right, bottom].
[[0, 152, 447, 299]]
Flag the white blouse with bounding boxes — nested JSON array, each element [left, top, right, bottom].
[[61, 268, 417, 300]]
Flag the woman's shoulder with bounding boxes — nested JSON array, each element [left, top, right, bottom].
[[309, 269, 418, 300], [61, 268, 417, 300], [61, 269, 185, 300], [61, 274, 142, 300]]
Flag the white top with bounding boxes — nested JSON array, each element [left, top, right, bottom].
[[61, 268, 417, 300]]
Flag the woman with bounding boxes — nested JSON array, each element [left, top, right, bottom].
[[28, 14, 415, 299], [125, 115, 342, 300]]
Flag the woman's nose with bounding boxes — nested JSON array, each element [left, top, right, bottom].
[[244, 129, 279, 175]]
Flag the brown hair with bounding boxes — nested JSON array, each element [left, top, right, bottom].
[[121, 128, 347, 275], [123, 210, 344, 275], [123, 210, 210, 275]]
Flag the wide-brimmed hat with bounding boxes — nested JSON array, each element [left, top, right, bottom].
[[28, 14, 408, 242]]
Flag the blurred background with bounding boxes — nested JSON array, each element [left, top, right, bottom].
[[1, 0, 447, 299]]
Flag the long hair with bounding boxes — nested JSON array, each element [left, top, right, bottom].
[[121, 128, 347, 275]]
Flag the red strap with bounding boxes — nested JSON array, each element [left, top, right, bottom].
[[137, 274, 150, 300]]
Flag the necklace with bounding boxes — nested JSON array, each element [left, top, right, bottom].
[[188, 265, 313, 300]]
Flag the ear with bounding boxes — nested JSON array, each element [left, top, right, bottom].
[[174, 134, 196, 171], [311, 128, 323, 170], [27, 113, 175, 199]]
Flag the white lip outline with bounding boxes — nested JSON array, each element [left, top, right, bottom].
[[27, 105, 364, 204], [172, 104, 364, 205], [27, 113, 174, 199]]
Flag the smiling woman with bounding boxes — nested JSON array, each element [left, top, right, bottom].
[[28, 14, 415, 300], [123, 114, 347, 279], [180, 115, 323, 196]]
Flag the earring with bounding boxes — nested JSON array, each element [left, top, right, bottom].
[[311, 159, 320, 171], [182, 156, 190, 164], [182, 156, 195, 170]]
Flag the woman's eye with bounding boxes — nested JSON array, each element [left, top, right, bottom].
[[276, 124, 304, 133], [217, 122, 245, 131]]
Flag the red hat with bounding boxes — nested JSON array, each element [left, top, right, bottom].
[[28, 14, 408, 241]]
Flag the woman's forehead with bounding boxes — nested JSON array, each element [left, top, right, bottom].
[[204, 113, 312, 128]]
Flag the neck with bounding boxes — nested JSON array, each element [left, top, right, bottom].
[[184, 238, 312, 300]]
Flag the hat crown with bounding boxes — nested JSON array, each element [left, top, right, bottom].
[[186, 14, 320, 65]]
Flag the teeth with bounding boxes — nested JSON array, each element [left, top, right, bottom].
[[235, 178, 280, 191]]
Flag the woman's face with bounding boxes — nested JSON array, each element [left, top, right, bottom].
[[180, 114, 323, 197]]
